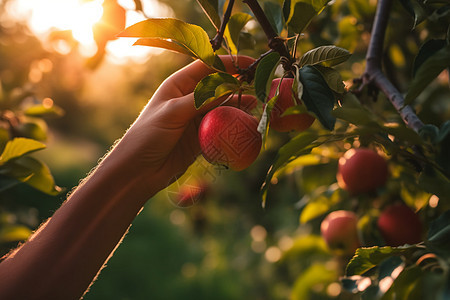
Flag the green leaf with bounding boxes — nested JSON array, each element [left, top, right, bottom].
[[426, 210, 450, 259], [14, 156, 61, 195], [194, 72, 239, 109], [299, 45, 351, 68], [381, 123, 423, 145], [263, 1, 284, 35], [196, 0, 221, 29], [297, 66, 336, 130], [16, 121, 47, 142], [291, 263, 337, 300], [24, 104, 65, 118], [261, 131, 318, 207], [299, 199, 330, 224], [134, 38, 195, 56], [254, 52, 280, 102], [405, 45, 450, 105], [418, 166, 450, 200], [419, 124, 440, 144], [346, 245, 420, 276], [413, 39, 446, 77], [0, 138, 46, 165], [119, 18, 216, 66], [313, 65, 346, 93], [0, 175, 21, 193], [280, 104, 309, 117], [287, 0, 331, 33], [0, 225, 32, 243], [224, 13, 252, 55]]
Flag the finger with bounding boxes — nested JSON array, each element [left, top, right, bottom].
[[154, 55, 255, 101]]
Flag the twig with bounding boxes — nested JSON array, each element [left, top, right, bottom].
[[243, 0, 293, 69], [238, 49, 275, 83], [210, 0, 235, 51], [360, 0, 424, 133]]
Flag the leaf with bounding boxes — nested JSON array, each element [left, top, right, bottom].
[[194, 72, 239, 109], [261, 131, 318, 207], [299, 45, 351, 68], [0, 225, 32, 243], [405, 45, 450, 105], [314, 65, 346, 93], [0, 175, 21, 193], [412, 39, 446, 77], [14, 156, 61, 195], [224, 13, 252, 55], [299, 200, 330, 224], [196, 0, 221, 29], [263, 1, 284, 35], [24, 104, 65, 118], [119, 18, 216, 66], [418, 166, 450, 200], [291, 264, 337, 300], [286, 0, 331, 33], [346, 245, 420, 276], [254, 52, 280, 102], [134, 38, 195, 56], [0, 138, 46, 165], [280, 104, 309, 117], [426, 210, 450, 259], [297, 66, 336, 130]]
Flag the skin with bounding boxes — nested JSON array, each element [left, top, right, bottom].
[[0, 55, 255, 300]]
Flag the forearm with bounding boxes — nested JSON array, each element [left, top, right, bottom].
[[0, 132, 157, 300]]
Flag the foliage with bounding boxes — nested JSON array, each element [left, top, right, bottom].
[[120, 0, 450, 298], [1, 0, 449, 299]]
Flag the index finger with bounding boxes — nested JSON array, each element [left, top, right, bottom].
[[154, 55, 255, 101]]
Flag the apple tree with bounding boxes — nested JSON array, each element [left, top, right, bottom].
[[118, 0, 449, 298]]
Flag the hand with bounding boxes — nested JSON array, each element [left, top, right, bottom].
[[117, 55, 256, 196]]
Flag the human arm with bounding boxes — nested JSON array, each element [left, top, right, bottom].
[[0, 55, 255, 300]]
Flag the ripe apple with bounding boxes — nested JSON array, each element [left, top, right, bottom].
[[320, 210, 361, 255], [377, 203, 423, 247], [267, 77, 315, 132], [337, 148, 388, 194], [198, 106, 262, 171]]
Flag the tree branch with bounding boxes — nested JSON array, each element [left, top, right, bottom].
[[361, 0, 424, 133], [243, 0, 293, 69], [210, 0, 235, 51]]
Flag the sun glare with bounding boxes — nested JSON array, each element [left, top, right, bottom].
[[6, 0, 175, 61]]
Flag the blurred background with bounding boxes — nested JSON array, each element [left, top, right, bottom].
[[0, 0, 448, 299]]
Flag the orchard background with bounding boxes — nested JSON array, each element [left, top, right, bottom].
[[0, 0, 449, 299]]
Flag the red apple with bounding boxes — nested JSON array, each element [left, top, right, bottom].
[[337, 148, 388, 194], [199, 106, 262, 171], [267, 77, 315, 132], [377, 203, 423, 246], [320, 210, 361, 255]]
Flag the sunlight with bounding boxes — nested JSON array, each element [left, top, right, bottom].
[[6, 0, 175, 61]]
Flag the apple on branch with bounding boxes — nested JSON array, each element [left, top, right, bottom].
[[320, 210, 361, 256], [267, 77, 315, 132], [337, 148, 389, 195], [198, 106, 262, 171]]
